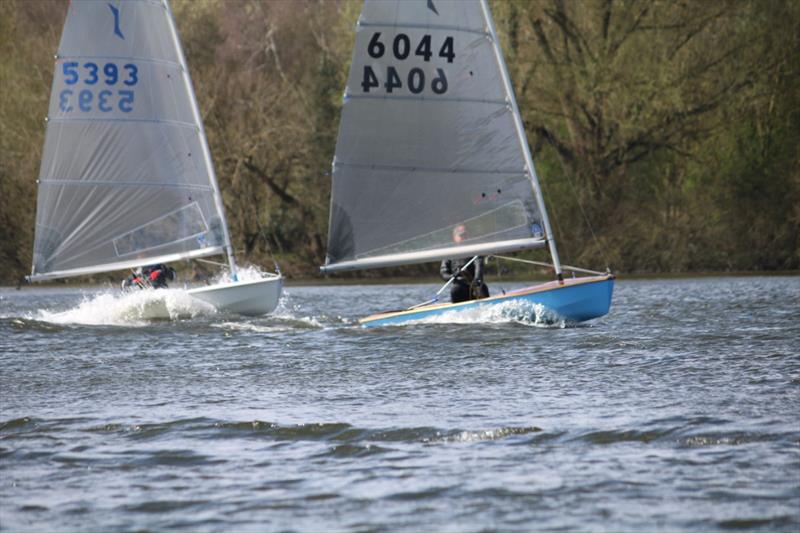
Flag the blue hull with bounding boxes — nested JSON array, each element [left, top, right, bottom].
[[359, 275, 614, 328]]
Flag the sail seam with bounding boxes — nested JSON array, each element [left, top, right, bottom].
[[38, 180, 213, 191], [47, 117, 197, 129], [334, 161, 524, 176], [56, 55, 181, 68], [345, 93, 507, 106], [358, 22, 488, 36]]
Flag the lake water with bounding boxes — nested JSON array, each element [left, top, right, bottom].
[[1, 277, 798, 531]]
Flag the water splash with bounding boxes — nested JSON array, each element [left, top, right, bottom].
[[402, 299, 567, 328], [269, 288, 344, 328], [32, 264, 284, 327], [34, 289, 215, 326]]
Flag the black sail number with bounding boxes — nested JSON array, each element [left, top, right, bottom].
[[361, 66, 447, 95], [439, 36, 455, 63], [366, 32, 455, 63], [362, 65, 379, 92], [368, 32, 385, 58], [384, 66, 402, 93], [408, 68, 425, 94], [361, 33, 454, 95], [415, 35, 432, 61], [393, 34, 410, 60], [431, 68, 448, 94]]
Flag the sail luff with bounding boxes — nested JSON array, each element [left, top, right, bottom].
[[162, 0, 238, 280], [478, 0, 564, 281]]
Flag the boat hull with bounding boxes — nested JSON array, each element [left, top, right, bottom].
[[187, 275, 283, 316], [359, 275, 614, 327]]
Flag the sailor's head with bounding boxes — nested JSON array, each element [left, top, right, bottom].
[[452, 224, 466, 243]]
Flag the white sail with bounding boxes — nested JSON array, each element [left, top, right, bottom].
[[322, 0, 560, 273], [30, 0, 234, 281]]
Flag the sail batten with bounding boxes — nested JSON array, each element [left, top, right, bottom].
[[31, 0, 231, 280], [46, 117, 197, 128], [344, 93, 507, 106], [323, 0, 549, 271], [39, 180, 213, 192], [57, 55, 181, 68], [358, 22, 488, 36], [335, 161, 525, 176]]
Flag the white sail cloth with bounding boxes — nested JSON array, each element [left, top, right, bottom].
[[324, 0, 546, 272], [31, 0, 226, 280]]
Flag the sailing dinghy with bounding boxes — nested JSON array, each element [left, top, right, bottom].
[[27, 0, 282, 316], [321, 0, 613, 327]]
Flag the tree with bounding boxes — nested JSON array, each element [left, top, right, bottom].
[[493, 0, 799, 271]]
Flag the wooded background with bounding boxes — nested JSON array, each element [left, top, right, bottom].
[[1, 0, 798, 284]]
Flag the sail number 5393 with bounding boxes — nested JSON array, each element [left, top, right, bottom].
[[362, 32, 454, 95], [58, 61, 138, 113]]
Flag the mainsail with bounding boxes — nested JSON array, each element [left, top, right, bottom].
[[30, 0, 235, 281], [322, 0, 561, 274]]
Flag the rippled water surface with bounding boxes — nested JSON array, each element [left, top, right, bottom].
[[1, 277, 799, 532]]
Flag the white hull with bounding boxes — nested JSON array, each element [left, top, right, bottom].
[[187, 275, 283, 316]]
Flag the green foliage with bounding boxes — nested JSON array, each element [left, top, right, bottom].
[[0, 0, 797, 284], [491, 0, 799, 273], [0, 1, 68, 283]]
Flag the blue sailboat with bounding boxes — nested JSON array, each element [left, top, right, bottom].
[[359, 274, 614, 328], [321, 0, 613, 327]]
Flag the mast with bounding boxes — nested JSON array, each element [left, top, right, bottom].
[[163, 0, 238, 280], [479, 0, 564, 282]]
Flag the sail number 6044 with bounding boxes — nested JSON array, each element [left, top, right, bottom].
[[367, 32, 454, 63], [361, 32, 454, 95], [362, 66, 447, 94]]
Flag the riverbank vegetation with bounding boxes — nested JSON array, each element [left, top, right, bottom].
[[1, 0, 797, 284]]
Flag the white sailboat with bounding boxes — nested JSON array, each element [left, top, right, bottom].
[[27, 0, 282, 316], [321, 0, 613, 327]]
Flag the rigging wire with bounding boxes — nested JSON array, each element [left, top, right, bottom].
[[196, 257, 228, 268], [538, 171, 570, 267], [490, 255, 608, 276], [549, 150, 611, 269], [256, 224, 282, 275]]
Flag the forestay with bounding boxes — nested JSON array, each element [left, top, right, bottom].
[[31, 0, 232, 281], [323, 0, 552, 272]]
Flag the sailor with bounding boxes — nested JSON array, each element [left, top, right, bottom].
[[122, 264, 176, 290], [440, 257, 490, 303], [145, 264, 176, 288]]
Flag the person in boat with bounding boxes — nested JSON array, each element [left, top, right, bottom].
[[122, 264, 176, 290], [440, 257, 490, 303]]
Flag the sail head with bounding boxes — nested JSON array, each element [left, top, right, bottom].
[[324, 0, 546, 272], [31, 0, 226, 279]]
